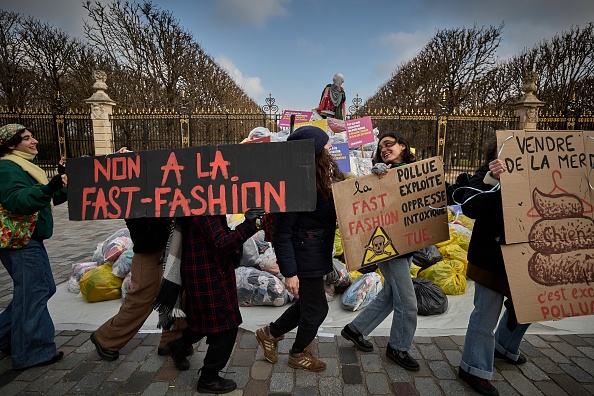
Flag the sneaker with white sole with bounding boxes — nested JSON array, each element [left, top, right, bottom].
[[288, 348, 326, 372], [255, 325, 284, 363]]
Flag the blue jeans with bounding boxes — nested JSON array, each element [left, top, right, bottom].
[[460, 282, 530, 379], [0, 239, 58, 369], [351, 256, 417, 351]]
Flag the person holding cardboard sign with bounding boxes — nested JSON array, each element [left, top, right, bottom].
[[255, 126, 344, 372], [458, 133, 530, 396], [341, 132, 421, 372], [0, 124, 67, 370]]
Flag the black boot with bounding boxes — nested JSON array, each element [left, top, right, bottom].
[[197, 369, 237, 394], [166, 338, 191, 371]]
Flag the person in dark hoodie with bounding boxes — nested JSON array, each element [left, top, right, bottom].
[[457, 132, 530, 396], [255, 125, 344, 372]]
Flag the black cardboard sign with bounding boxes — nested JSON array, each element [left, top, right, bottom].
[[67, 141, 317, 220]]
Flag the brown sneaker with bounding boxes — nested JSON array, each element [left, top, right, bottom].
[[288, 348, 326, 372], [255, 326, 284, 363]]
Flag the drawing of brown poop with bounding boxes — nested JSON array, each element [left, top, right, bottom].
[[527, 188, 594, 286]]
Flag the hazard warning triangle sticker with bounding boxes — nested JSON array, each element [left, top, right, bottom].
[[361, 226, 399, 267]]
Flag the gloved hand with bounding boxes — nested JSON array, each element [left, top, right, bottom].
[[371, 163, 389, 175], [244, 208, 266, 225], [48, 174, 65, 192]]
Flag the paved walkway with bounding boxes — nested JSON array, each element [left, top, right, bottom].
[[1, 204, 594, 395]]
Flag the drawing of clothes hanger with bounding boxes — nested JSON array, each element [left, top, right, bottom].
[[526, 170, 594, 217]]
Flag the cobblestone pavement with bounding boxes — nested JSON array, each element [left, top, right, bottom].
[[1, 204, 594, 395]]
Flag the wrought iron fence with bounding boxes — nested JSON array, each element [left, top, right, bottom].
[[1, 102, 592, 183], [0, 107, 93, 176]]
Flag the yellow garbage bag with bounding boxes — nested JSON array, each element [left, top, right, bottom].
[[410, 263, 421, 278], [438, 243, 468, 266], [334, 228, 344, 257], [418, 259, 466, 295], [435, 227, 456, 248], [79, 264, 123, 302]]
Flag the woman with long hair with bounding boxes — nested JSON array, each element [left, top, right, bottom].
[[341, 132, 421, 372], [255, 125, 344, 372]]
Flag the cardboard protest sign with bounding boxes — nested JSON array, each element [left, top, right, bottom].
[[332, 157, 449, 271], [498, 130, 594, 323], [346, 116, 375, 148], [67, 141, 317, 221], [278, 110, 313, 128]]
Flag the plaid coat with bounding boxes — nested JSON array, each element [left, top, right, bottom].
[[182, 215, 258, 334]]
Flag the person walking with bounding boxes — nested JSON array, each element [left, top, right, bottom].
[[0, 124, 67, 370], [164, 209, 263, 394], [341, 132, 420, 372], [255, 126, 343, 372], [458, 132, 530, 396], [90, 216, 177, 361]]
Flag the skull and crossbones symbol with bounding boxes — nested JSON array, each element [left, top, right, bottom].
[[365, 235, 393, 262]]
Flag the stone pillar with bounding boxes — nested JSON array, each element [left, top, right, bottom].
[[513, 71, 545, 130], [85, 70, 116, 155]]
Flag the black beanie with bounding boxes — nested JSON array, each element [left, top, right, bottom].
[[287, 125, 329, 155]]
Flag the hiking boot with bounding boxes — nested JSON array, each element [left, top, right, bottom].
[[386, 345, 420, 371], [459, 367, 499, 396], [197, 374, 237, 394], [494, 349, 526, 365], [166, 338, 191, 371], [341, 324, 373, 352], [90, 332, 119, 361], [288, 348, 326, 372], [255, 325, 284, 363]]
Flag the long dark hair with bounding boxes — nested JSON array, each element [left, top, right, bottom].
[[0, 127, 29, 157], [372, 132, 415, 165], [316, 150, 344, 198]]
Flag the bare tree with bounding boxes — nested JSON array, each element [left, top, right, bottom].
[[0, 10, 35, 108], [83, 0, 260, 111]]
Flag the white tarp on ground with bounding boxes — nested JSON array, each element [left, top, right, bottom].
[[49, 280, 594, 337]]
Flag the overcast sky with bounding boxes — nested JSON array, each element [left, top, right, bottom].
[[2, 0, 593, 112]]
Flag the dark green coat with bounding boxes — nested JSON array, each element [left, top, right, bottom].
[[0, 159, 67, 241]]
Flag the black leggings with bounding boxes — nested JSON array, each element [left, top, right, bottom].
[[269, 276, 328, 353]]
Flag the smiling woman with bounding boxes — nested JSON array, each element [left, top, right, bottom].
[[0, 123, 68, 370]]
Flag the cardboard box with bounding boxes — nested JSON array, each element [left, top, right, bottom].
[[332, 157, 449, 271], [498, 130, 594, 323]]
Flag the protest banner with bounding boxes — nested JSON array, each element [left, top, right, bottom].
[[332, 157, 449, 271], [67, 141, 317, 221], [278, 110, 313, 129], [498, 130, 594, 323]]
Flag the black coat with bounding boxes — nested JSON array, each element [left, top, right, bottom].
[[125, 217, 173, 254], [273, 196, 336, 278], [461, 165, 510, 294]]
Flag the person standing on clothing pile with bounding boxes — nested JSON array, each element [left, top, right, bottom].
[[0, 123, 67, 370], [255, 125, 344, 372], [165, 208, 264, 394], [340, 132, 421, 372], [457, 132, 530, 396]]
